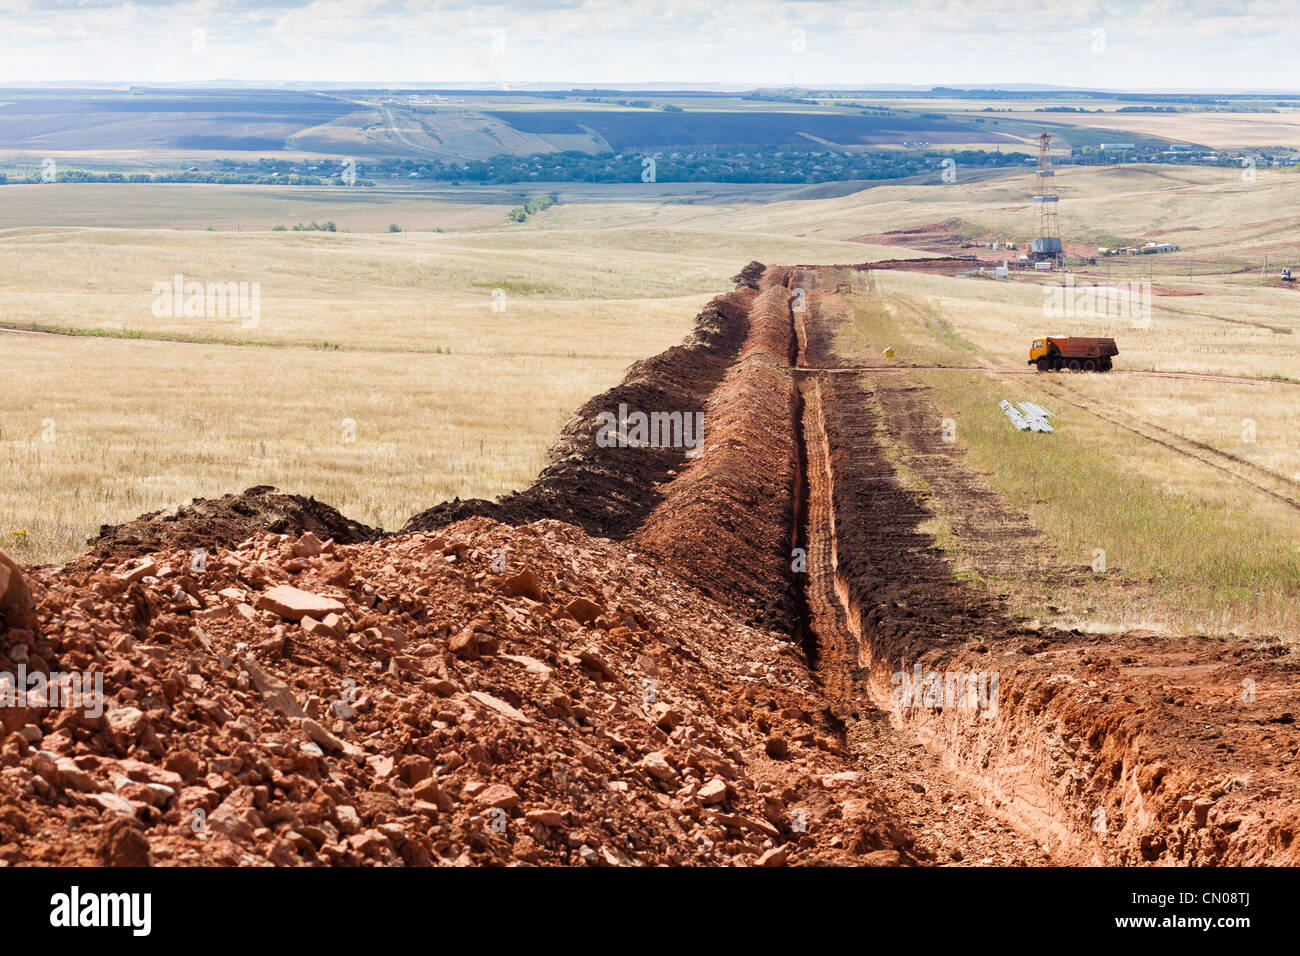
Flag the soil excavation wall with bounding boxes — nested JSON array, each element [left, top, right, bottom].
[[630, 264, 1300, 865], [634, 270, 801, 633]]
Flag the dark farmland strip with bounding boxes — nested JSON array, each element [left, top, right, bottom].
[[485, 111, 1017, 147]]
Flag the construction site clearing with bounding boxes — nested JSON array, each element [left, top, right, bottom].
[[0, 261, 1295, 868]]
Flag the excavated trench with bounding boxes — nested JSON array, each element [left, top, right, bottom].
[[62, 260, 1300, 866], [789, 272, 864, 700], [770, 267, 1300, 866], [780, 272, 1116, 862], [781, 270, 1050, 863], [790, 386, 815, 666]]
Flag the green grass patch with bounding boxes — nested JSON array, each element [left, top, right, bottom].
[[919, 370, 1300, 614], [838, 288, 977, 366]]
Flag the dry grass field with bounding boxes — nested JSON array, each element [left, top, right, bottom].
[[813, 94, 1300, 149], [725, 163, 1300, 253], [0, 183, 514, 232], [0, 184, 882, 563], [3, 163, 1298, 646], [2, 329, 639, 560], [997, 109, 1300, 150]]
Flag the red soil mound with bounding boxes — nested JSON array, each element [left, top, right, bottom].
[[635, 276, 801, 632], [70, 486, 380, 574], [1, 521, 913, 866]]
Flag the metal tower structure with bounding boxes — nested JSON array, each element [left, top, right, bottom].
[[1031, 129, 1062, 264]]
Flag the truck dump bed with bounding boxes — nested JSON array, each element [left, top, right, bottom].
[[1047, 336, 1119, 358]]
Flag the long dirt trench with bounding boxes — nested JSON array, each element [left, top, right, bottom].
[[786, 271, 1051, 864], [759, 266, 1300, 867], [32, 263, 1297, 866]]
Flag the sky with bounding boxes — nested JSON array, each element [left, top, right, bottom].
[[0, 0, 1297, 89]]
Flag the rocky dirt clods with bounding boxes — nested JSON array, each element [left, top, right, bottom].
[[0, 525, 915, 866]]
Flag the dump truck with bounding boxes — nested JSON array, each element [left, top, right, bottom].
[[1029, 336, 1118, 372]]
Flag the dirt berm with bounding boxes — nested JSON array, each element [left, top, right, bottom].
[[634, 268, 801, 633], [71, 486, 380, 574], [403, 289, 755, 541]]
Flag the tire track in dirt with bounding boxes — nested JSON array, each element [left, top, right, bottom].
[[860, 370, 1065, 587], [1122, 369, 1300, 388], [892, 295, 951, 344], [1015, 374, 1300, 514], [793, 361, 1300, 390], [1038, 375, 1300, 494]]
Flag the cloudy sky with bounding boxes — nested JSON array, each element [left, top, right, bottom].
[[0, 0, 1293, 89]]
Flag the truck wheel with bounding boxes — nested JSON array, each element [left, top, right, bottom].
[[1067, 359, 1082, 372], [1083, 359, 1096, 372], [1036, 358, 1051, 372]]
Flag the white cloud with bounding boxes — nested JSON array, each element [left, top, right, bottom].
[[0, 0, 1292, 86]]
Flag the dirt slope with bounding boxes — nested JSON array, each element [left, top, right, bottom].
[[70, 486, 380, 574], [634, 275, 801, 632]]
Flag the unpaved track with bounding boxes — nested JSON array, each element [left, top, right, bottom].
[[859, 371, 1064, 584], [1013, 372, 1300, 513], [379, 104, 440, 155], [795, 360, 1300, 390]]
